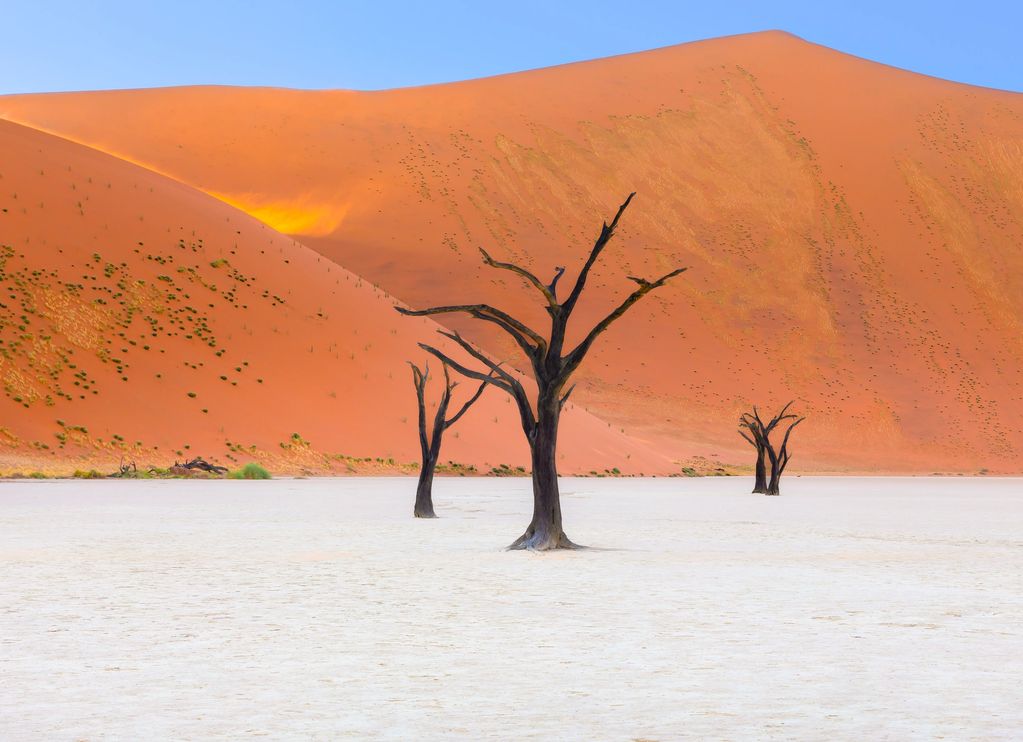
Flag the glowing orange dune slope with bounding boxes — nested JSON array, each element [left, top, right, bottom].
[[0, 120, 675, 474], [4, 30, 1023, 472]]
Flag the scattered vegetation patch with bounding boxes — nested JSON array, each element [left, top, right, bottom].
[[487, 463, 525, 477], [72, 469, 104, 479], [435, 460, 479, 476], [228, 462, 271, 480]]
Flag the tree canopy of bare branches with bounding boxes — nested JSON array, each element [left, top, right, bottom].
[[738, 402, 805, 496]]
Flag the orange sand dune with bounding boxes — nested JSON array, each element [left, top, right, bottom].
[[3, 31, 1023, 472], [0, 120, 677, 475]]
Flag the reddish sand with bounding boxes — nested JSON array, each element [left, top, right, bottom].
[[0, 120, 676, 475], [2, 31, 1022, 472]]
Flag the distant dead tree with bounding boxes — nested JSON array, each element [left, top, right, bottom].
[[117, 456, 137, 477], [397, 193, 686, 549], [172, 457, 229, 475], [409, 360, 488, 518], [738, 402, 805, 496]]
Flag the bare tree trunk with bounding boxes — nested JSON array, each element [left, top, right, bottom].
[[414, 454, 439, 518], [764, 444, 781, 495], [508, 400, 576, 550], [415, 422, 445, 518], [753, 446, 768, 493]]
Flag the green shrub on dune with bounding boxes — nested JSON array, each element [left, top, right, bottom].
[[229, 463, 271, 480]]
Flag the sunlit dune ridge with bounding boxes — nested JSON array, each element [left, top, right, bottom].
[[210, 192, 353, 236]]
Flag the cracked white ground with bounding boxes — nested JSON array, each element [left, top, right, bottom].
[[2, 477, 1021, 740]]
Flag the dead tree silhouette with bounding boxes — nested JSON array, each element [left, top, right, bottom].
[[739, 402, 805, 496], [396, 193, 686, 549], [409, 360, 488, 518]]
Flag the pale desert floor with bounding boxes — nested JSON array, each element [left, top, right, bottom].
[[1, 476, 1021, 740]]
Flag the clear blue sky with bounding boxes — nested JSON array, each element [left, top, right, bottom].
[[1, 1, 1019, 95]]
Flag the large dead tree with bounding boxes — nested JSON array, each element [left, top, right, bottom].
[[739, 403, 805, 496], [409, 360, 488, 518], [396, 193, 686, 550]]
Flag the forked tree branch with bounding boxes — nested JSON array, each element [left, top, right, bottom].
[[445, 378, 489, 428], [437, 331, 520, 392], [765, 401, 797, 434], [479, 248, 558, 308], [417, 343, 509, 393], [548, 266, 566, 299], [438, 331, 536, 430], [561, 192, 636, 316], [739, 413, 769, 449], [563, 267, 687, 373], [777, 417, 805, 475], [417, 342, 537, 433], [410, 355, 489, 453], [396, 303, 546, 358]]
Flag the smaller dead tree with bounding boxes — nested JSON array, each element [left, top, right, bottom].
[[738, 402, 805, 496], [116, 457, 138, 478], [410, 361, 488, 518]]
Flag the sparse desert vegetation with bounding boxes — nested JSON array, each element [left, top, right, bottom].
[[228, 462, 271, 479]]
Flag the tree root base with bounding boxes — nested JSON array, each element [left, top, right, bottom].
[[506, 529, 583, 551], [414, 511, 438, 519]]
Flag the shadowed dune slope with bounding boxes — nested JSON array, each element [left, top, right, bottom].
[[0, 120, 676, 474], [4, 30, 1023, 472]]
